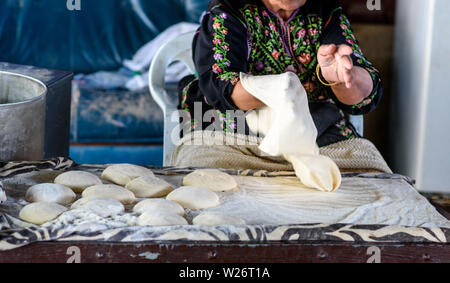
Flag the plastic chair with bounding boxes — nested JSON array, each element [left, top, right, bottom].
[[149, 32, 196, 166], [149, 32, 363, 166]]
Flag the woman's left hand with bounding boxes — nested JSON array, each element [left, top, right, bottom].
[[317, 44, 354, 89]]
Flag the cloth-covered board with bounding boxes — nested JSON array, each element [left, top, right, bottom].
[[0, 158, 449, 251]]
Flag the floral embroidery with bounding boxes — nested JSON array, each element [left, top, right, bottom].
[[182, 4, 381, 138], [211, 12, 240, 85]]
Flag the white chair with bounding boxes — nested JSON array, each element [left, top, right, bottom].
[[149, 32, 363, 166], [149, 32, 196, 166]]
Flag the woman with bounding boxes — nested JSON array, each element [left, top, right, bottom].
[[178, 0, 382, 147]]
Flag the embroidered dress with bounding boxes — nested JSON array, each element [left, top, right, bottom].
[[178, 0, 383, 147]]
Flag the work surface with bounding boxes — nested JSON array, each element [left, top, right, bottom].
[[0, 158, 449, 263]]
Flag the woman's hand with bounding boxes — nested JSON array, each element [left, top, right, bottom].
[[317, 44, 373, 106], [317, 44, 354, 88]]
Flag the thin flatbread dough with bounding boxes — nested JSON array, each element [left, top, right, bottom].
[[82, 184, 136, 205], [183, 169, 238, 192], [241, 72, 341, 192], [54, 171, 102, 193], [166, 186, 220, 210], [138, 211, 188, 226], [133, 199, 185, 216], [19, 202, 68, 225], [101, 164, 155, 186], [193, 212, 246, 226], [71, 197, 125, 217], [25, 183, 76, 205], [125, 176, 173, 198]]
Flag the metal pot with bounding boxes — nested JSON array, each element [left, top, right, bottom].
[[0, 71, 47, 161]]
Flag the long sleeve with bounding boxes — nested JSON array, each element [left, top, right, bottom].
[[193, 4, 249, 113], [320, 1, 383, 116]]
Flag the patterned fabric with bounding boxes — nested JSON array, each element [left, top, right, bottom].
[[179, 0, 383, 144], [0, 159, 449, 251]]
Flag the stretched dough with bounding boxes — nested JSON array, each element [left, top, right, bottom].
[[82, 184, 136, 205], [19, 202, 67, 225], [101, 164, 155, 186], [166, 186, 220, 210], [183, 169, 238, 192], [133, 199, 185, 216], [138, 211, 188, 226], [54, 171, 102, 193], [125, 176, 173, 198], [241, 72, 341, 192], [71, 197, 125, 217], [193, 212, 246, 226], [25, 183, 76, 205]]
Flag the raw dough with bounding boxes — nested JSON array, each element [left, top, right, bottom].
[[71, 197, 125, 217], [82, 184, 136, 205], [133, 199, 185, 216], [193, 212, 246, 226], [101, 164, 155, 186], [138, 211, 188, 226], [241, 72, 341, 192], [125, 176, 173, 198], [183, 169, 238, 192], [19, 202, 68, 225], [54, 171, 102, 193], [25, 183, 76, 205], [166, 186, 220, 210]]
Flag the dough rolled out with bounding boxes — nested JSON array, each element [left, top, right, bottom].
[[138, 211, 188, 226], [183, 169, 238, 192], [82, 184, 136, 205], [166, 186, 220, 210], [101, 164, 155, 186], [71, 197, 125, 217], [19, 202, 68, 225], [25, 183, 76, 205], [54, 171, 103, 193], [133, 199, 185, 216], [125, 176, 173, 198], [193, 212, 246, 226], [240, 72, 341, 192]]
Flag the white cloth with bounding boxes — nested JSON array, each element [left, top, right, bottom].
[[240, 72, 341, 192]]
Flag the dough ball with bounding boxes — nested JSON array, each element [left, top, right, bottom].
[[25, 183, 76, 205], [125, 176, 173, 198], [192, 212, 246, 226], [133, 199, 185, 216], [138, 211, 188, 226], [183, 169, 238, 192], [166, 186, 220, 210], [82, 184, 136, 205], [101, 164, 155, 186], [19, 202, 67, 225], [54, 171, 102, 193], [71, 197, 125, 217]]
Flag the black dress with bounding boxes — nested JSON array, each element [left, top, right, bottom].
[[178, 0, 383, 147]]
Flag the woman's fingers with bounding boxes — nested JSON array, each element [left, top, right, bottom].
[[338, 55, 353, 88], [318, 44, 337, 66], [337, 44, 353, 57], [337, 53, 353, 70], [318, 44, 337, 56]]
